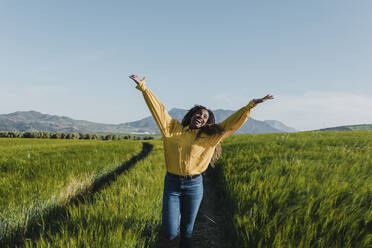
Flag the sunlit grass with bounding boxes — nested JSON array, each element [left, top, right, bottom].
[[2, 131, 371, 247], [0, 138, 141, 214], [0, 138, 142, 246], [215, 131, 372, 248], [25, 140, 166, 248]]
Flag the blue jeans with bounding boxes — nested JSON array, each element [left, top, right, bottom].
[[162, 172, 203, 248]]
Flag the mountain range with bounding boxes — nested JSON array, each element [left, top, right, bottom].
[[0, 110, 297, 134]]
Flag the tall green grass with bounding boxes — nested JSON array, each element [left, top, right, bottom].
[[0, 138, 141, 214], [215, 131, 372, 248], [24, 140, 166, 248], [3, 131, 371, 247], [0, 138, 142, 246]]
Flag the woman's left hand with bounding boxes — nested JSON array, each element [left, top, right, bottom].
[[129, 75, 146, 85], [253, 94, 274, 104]]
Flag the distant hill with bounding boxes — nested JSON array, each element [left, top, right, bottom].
[[317, 124, 372, 132], [0, 110, 297, 134], [0, 111, 141, 134]]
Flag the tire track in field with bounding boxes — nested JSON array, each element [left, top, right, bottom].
[[192, 167, 232, 248], [88, 142, 153, 196], [1, 142, 153, 248]]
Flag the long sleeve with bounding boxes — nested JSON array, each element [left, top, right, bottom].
[[136, 81, 179, 137], [217, 100, 257, 141]]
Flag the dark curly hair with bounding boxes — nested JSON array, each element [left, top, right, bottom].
[[181, 105, 224, 167], [181, 105, 224, 135]]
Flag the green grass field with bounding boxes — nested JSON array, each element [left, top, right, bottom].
[[0, 138, 142, 246], [1, 131, 371, 247], [0, 139, 141, 214], [24, 140, 166, 248], [215, 131, 372, 248]]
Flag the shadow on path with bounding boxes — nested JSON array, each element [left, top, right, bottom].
[[4, 142, 153, 248], [192, 166, 232, 248]]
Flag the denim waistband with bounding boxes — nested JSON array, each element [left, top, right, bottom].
[[166, 172, 201, 180]]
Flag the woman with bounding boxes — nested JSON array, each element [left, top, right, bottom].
[[129, 75, 273, 248]]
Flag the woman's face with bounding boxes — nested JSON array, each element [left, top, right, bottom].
[[190, 108, 209, 129]]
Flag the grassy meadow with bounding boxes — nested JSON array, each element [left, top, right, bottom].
[[215, 131, 372, 248], [24, 140, 166, 248], [0, 131, 371, 247], [0, 138, 142, 214], [0, 138, 143, 246]]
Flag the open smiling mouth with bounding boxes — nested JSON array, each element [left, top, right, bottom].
[[195, 119, 202, 125]]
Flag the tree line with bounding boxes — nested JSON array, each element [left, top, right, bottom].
[[0, 131, 154, 140]]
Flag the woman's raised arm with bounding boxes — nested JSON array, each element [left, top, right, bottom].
[[217, 94, 274, 141], [129, 75, 178, 137]]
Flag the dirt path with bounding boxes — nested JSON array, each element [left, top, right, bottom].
[[192, 168, 232, 248]]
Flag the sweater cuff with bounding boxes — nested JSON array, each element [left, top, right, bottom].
[[247, 100, 257, 109], [135, 81, 147, 91]]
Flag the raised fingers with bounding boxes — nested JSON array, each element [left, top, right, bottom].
[[264, 94, 274, 100]]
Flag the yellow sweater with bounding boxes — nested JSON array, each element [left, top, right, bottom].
[[136, 81, 257, 175]]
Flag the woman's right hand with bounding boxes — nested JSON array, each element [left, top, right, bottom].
[[129, 75, 146, 85], [253, 94, 274, 104]]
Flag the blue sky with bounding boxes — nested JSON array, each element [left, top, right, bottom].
[[1, 1, 371, 131]]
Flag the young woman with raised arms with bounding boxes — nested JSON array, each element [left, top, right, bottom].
[[129, 75, 273, 248]]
